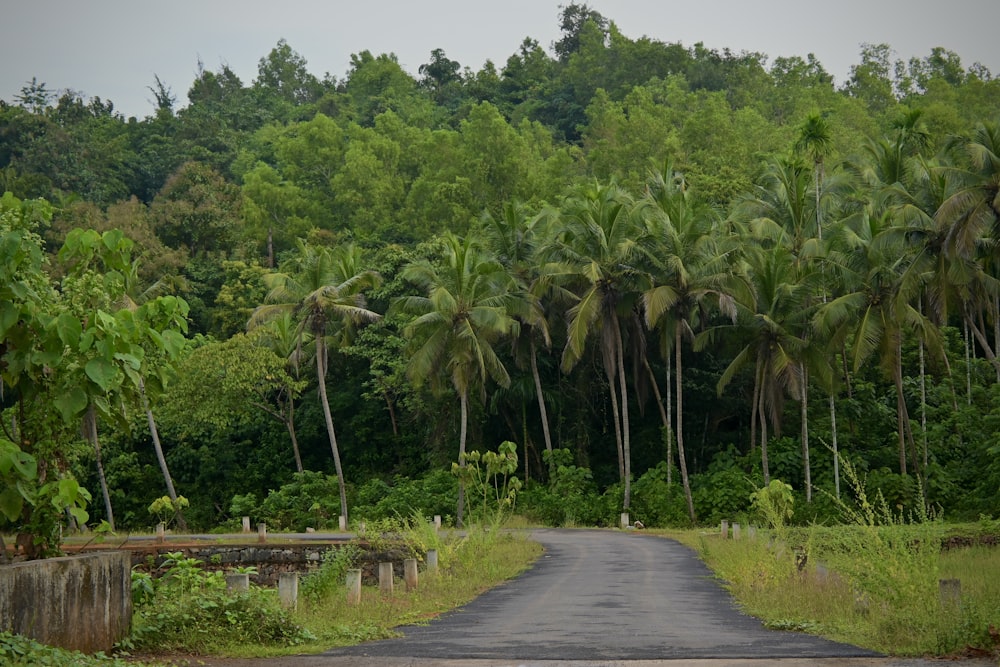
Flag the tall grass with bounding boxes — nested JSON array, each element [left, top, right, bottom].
[[675, 464, 1000, 657]]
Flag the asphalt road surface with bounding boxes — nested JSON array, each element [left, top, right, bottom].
[[200, 529, 992, 666]]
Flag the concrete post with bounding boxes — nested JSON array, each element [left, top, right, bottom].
[[226, 573, 249, 592], [720, 520, 729, 538], [155, 522, 165, 544], [426, 549, 439, 573], [433, 515, 442, 530], [257, 523, 267, 544], [346, 569, 362, 604], [339, 515, 347, 531], [748, 525, 757, 540], [278, 573, 298, 609], [732, 523, 741, 540], [404, 558, 418, 591], [241, 516, 251, 533], [379, 562, 394, 595], [620, 512, 630, 529]]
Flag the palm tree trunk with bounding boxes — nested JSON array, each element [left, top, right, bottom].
[[140, 378, 187, 530], [892, 337, 909, 476], [605, 356, 625, 482], [675, 327, 696, 522], [86, 405, 115, 532], [316, 337, 349, 524], [665, 345, 673, 486], [966, 313, 1000, 381], [614, 315, 631, 511], [530, 338, 553, 463], [800, 364, 811, 502], [457, 389, 469, 527], [750, 357, 761, 454], [758, 364, 770, 485], [286, 396, 303, 473], [829, 393, 840, 499]]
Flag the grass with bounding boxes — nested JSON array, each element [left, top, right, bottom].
[[665, 524, 1000, 658], [158, 525, 543, 659]]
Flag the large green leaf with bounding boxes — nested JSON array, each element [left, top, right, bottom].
[[54, 387, 88, 422], [85, 357, 118, 391], [0, 487, 25, 523]]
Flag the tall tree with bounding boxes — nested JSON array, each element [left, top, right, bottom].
[[252, 241, 381, 524], [640, 166, 746, 521], [395, 232, 518, 526], [545, 181, 644, 511]]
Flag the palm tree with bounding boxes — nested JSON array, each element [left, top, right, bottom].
[[699, 245, 829, 494], [252, 241, 381, 524], [543, 181, 645, 511], [936, 122, 1000, 377], [478, 201, 558, 464], [252, 312, 309, 472], [639, 169, 748, 522], [730, 155, 828, 500], [395, 232, 518, 526], [815, 205, 936, 475]]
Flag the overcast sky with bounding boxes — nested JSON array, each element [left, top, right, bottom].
[[3, 0, 998, 120]]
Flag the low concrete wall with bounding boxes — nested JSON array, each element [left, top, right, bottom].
[[0, 551, 131, 653]]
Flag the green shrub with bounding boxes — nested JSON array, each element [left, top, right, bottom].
[[0, 631, 147, 667], [301, 544, 361, 602], [629, 462, 690, 527], [129, 551, 312, 652]]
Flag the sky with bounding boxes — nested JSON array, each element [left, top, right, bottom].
[[2, 0, 999, 120]]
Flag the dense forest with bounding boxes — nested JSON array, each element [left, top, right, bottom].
[[3, 4, 1000, 543]]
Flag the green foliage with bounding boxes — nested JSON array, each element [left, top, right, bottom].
[[0, 631, 148, 667], [352, 470, 457, 523], [519, 448, 602, 526], [453, 441, 522, 526], [129, 552, 313, 652], [147, 495, 189, 528], [629, 462, 690, 527], [251, 470, 343, 531], [750, 479, 795, 532], [300, 543, 361, 602]]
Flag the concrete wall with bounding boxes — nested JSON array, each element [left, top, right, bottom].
[[0, 551, 131, 653]]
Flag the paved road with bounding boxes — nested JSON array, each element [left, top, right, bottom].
[[200, 529, 992, 666]]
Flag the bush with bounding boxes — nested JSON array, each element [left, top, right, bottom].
[[629, 462, 691, 527], [129, 552, 313, 653], [518, 449, 603, 526], [234, 471, 343, 531]]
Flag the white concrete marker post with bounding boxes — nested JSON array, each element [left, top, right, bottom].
[[258, 523, 267, 544], [339, 515, 347, 531], [155, 522, 165, 544], [226, 573, 249, 592], [404, 558, 418, 591], [720, 520, 729, 538], [733, 523, 741, 540], [379, 562, 394, 595], [426, 549, 439, 573], [278, 573, 298, 610], [620, 512, 630, 529], [433, 515, 441, 531], [346, 569, 362, 604], [241, 516, 251, 533]]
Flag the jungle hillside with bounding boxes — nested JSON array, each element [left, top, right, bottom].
[[2, 4, 1000, 546]]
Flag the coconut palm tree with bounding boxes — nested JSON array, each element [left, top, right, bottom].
[[395, 232, 518, 526], [478, 201, 559, 463], [542, 181, 645, 511], [698, 245, 829, 494], [815, 203, 937, 475], [639, 170, 748, 522], [252, 241, 381, 524]]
